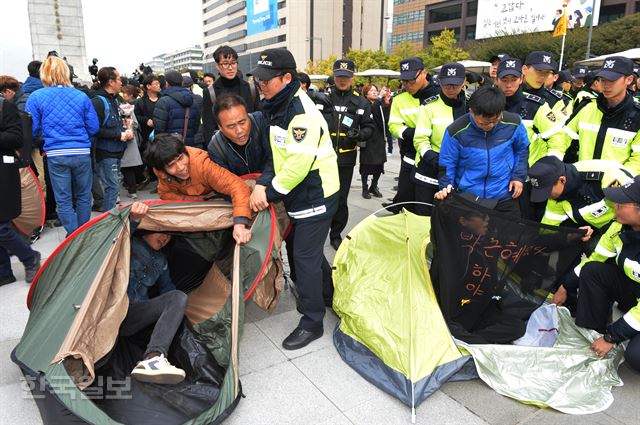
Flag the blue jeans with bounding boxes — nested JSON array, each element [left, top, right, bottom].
[[96, 157, 121, 211], [0, 221, 36, 278], [47, 155, 93, 236]]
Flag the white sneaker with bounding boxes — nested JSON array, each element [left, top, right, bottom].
[[128, 192, 138, 200], [130, 354, 186, 385]]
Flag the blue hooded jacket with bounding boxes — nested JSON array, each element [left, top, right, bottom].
[[14, 77, 43, 111], [438, 111, 529, 202], [153, 86, 200, 146]]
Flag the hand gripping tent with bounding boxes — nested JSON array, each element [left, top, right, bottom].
[[332, 210, 475, 421], [12, 201, 283, 425]]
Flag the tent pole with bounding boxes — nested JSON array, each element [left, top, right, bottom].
[[231, 244, 241, 398]]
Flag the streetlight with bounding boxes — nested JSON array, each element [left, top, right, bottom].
[[306, 37, 323, 61]]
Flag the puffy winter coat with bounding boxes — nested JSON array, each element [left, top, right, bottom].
[[153, 86, 201, 146]]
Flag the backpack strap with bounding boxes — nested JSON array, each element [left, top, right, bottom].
[[249, 82, 258, 106], [97, 95, 110, 127], [208, 85, 217, 115], [182, 107, 191, 142]]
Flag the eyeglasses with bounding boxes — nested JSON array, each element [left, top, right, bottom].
[[254, 73, 284, 86], [218, 61, 237, 69], [401, 70, 423, 85]]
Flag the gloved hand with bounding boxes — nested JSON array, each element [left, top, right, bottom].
[[402, 127, 415, 144], [347, 129, 366, 148], [422, 150, 440, 176], [466, 71, 484, 84]]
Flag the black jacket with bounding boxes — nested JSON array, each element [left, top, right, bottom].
[[153, 86, 201, 146], [134, 94, 158, 143], [201, 77, 259, 145], [91, 89, 125, 159], [207, 112, 272, 185], [359, 99, 389, 166], [0, 99, 24, 221]]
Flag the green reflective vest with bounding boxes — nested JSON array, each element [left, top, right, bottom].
[[413, 95, 453, 163]]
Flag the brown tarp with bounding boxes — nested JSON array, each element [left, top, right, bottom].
[[13, 167, 45, 236]]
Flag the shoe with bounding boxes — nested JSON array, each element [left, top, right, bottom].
[[282, 327, 323, 350], [330, 237, 342, 250], [0, 275, 17, 287], [128, 192, 138, 200], [361, 188, 371, 199], [137, 177, 151, 191], [24, 251, 41, 283], [92, 204, 103, 212], [369, 186, 383, 198], [130, 354, 186, 385]]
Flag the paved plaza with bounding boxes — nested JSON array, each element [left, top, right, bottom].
[[1, 153, 638, 424]]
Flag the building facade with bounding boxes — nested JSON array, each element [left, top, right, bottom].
[[391, 0, 640, 51], [163, 46, 204, 73], [27, 0, 90, 82], [202, 0, 389, 74]]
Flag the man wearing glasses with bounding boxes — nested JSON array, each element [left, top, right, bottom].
[[201, 45, 260, 144], [248, 48, 339, 351], [385, 57, 439, 213]]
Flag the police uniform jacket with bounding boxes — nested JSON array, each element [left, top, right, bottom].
[[550, 93, 640, 173]]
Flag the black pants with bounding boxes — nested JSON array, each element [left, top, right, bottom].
[[286, 216, 333, 331], [576, 262, 640, 371], [119, 290, 188, 358], [361, 172, 381, 191], [330, 166, 354, 240], [91, 150, 104, 208], [121, 166, 144, 193], [414, 184, 437, 216], [391, 161, 416, 212]]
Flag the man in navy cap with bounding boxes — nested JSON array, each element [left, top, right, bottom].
[[570, 65, 589, 98], [523, 51, 569, 116], [572, 70, 602, 109], [413, 62, 467, 215], [549, 56, 640, 173], [324, 59, 375, 249], [488, 53, 510, 84], [555, 175, 640, 372], [385, 56, 439, 213]]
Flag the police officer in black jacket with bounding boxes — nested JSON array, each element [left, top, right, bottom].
[[323, 59, 376, 250]]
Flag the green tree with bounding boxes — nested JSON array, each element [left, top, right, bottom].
[[304, 54, 338, 76], [423, 29, 470, 69]]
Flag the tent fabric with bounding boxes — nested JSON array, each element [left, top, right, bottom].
[[13, 200, 281, 424], [332, 210, 473, 408], [461, 306, 626, 414], [12, 166, 45, 236]]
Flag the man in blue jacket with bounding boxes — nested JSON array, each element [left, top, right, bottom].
[[435, 85, 529, 215], [153, 71, 201, 147]]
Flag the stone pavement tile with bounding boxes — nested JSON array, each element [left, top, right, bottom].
[[607, 363, 640, 424], [520, 409, 625, 425], [313, 412, 354, 425], [0, 282, 31, 341], [226, 361, 342, 425], [0, 382, 42, 425], [292, 346, 380, 412], [441, 378, 539, 424], [253, 308, 339, 360], [0, 338, 22, 386], [342, 389, 488, 425], [239, 323, 287, 377]]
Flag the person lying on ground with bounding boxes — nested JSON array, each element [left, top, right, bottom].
[[146, 133, 252, 244], [122, 201, 187, 385]]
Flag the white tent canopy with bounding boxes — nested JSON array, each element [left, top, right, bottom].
[[307, 74, 329, 81], [354, 69, 401, 77], [432, 60, 492, 74], [575, 48, 640, 66]]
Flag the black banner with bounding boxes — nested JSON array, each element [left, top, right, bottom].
[[431, 193, 585, 344]]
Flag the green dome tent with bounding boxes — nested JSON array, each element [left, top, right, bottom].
[[332, 210, 475, 421], [12, 201, 283, 425]]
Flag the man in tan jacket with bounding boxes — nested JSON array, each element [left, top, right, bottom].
[[146, 133, 252, 244]]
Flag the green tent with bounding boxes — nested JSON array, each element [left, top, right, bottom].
[[12, 201, 283, 425], [332, 210, 474, 420]]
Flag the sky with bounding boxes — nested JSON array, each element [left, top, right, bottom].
[[0, 0, 201, 81]]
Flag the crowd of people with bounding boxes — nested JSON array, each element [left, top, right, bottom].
[[2, 43, 640, 381]]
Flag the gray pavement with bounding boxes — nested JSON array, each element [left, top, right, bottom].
[[1, 152, 639, 424]]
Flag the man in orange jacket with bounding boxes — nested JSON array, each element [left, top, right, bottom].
[[146, 133, 252, 244]]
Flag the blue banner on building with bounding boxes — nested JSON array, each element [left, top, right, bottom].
[[246, 0, 278, 35]]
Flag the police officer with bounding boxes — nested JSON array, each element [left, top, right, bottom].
[[249, 48, 340, 350], [413, 62, 467, 215], [488, 52, 510, 85], [528, 156, 634, 231], [572, 71, 602, 109], [570, 65, 589, 98], [553, 176, 640, 372], [496, 58, 564, 167], [386, 57, 439, 213], [548, 57, 640, 174], [325, 59, 375, 250]]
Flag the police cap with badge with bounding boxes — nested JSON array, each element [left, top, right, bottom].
[[399, 57, 424, 81], [438, 62, 466, 86], [497, 58, 522, 78], [595, 56, 635, 81], [250, 48, 297, 82], [528, 156, 566, 203], [333, 59, 355, 78], [604, 175, 640, 205], [572, 65, 589, 80], [524, 51, 556, 71], [489, 52, 510, 64]]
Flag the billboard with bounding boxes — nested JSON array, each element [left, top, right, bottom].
[[246, 0, 279, 36], [475, 0, 601, 40]]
